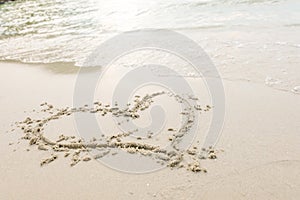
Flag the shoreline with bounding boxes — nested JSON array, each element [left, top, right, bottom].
[[2, 60, 300, 96]]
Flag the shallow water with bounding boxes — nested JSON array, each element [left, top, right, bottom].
[[0, 0, 299, 93]]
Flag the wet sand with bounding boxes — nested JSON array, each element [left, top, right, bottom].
[[0, 61, 300, 199]]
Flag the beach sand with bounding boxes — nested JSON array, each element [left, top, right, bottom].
[[0, 61, 299, 199]]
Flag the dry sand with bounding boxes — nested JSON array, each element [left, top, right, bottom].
[[0, 61, 300, 199]]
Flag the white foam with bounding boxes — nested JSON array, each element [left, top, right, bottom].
[[292, 86, 300, 94], [265, 76, 282, 87]]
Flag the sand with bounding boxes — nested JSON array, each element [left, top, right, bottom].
[[0, 61, 300, 199]]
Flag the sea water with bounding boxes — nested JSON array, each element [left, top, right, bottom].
[[0, 0, 299, 93]]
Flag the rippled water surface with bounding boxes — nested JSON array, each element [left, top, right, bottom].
[[0, 0, 299, 92]]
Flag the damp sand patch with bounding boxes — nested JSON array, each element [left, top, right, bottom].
[[10, 92, 221, 173]]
